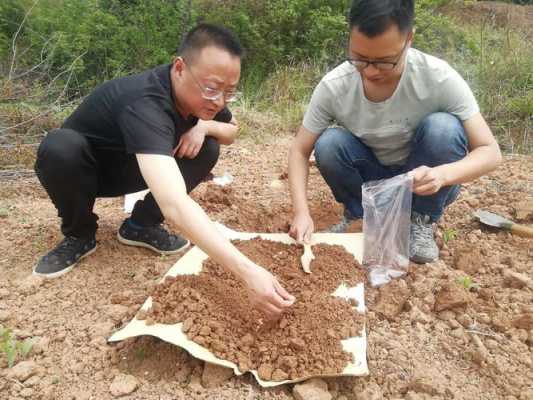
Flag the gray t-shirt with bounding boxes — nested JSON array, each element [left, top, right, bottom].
[[303, 48, 479, 166]]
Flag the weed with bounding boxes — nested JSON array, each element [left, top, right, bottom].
[[0, 325, 34, 368], [457, 276, 480, 291], [443, 228, 458, 244]]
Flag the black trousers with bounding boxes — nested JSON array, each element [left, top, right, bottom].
[[34, 128, 219, 238]]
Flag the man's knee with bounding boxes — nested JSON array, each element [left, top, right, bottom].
[[314, 128, 370, 174], [414, 112, 468, 160], [315, 128, 348, 170], [416, 112, 467, 146], [35, 128, 90, 174]]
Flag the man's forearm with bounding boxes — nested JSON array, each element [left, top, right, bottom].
[[288, 146, 311, 216], [202, 119, 238, 145], [438, 143, 502, 186], [164, 195, 252, 279]]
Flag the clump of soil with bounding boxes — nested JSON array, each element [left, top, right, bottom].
[[139, 239, 365, 381], [196, 184, 236, 213]]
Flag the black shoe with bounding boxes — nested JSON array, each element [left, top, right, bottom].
[[33, 236, 97, 278], [117, 219, 190, 255]]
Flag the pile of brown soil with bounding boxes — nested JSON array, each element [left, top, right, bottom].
[[138, 238, 365, 381]]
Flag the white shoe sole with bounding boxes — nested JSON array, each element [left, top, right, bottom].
[[117, 232, 190, 255], [32, 245, 97, 279]]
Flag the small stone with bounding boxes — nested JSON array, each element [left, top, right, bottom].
[[514, 200, 533, 220], [355, 383, 383, 400], [0, 288, 10, 298], [103, 305, 130, 323], [269, 179, 284, 189], [450, 328, 465, 339], [257, 363, 273, 381], [374, 279, 410, 320], [0, 310, 11, 321], [434, 283, 470, 312], [188, 374, 203, 393], [73, 390, 91, 400], [456, 313, 473, 328], [20, 388, 34, 398], [512, 314, 533, 330], [409, 376, 440, 395], [293, 378, 331, 400], [6, 361, 39, 382], [437, 310, 455, 321], [271, 368, 289, 381], [504, 271, 532, 290], [454, 247, 483, 275], [240, 333, 254, 346], [289, 338, 306, 351], [410, 306, 430, 324], [89, 322, 115, 338], [109, 374, 139, 397], [24, 375, 41, 387], [201, 363, 233, 388], [32, 337, 50, 354], [17, 275, 43, 294], [485, 339, 499, 350]]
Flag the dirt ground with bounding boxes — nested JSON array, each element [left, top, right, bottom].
[[0, 130, 532, 399], [440, 1, 533, 38]]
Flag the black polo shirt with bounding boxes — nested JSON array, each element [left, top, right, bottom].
[[63, 64, 232, 156]]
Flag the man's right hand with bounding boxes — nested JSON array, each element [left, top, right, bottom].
[[243, 264, 295, 319], [289, 212, 314, 244]]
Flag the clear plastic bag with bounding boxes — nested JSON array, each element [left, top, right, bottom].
[[362, 173, 413, 287]]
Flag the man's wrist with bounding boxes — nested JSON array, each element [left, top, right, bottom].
[[435, 164, 453, 187]]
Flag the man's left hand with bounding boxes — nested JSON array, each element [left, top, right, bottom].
[[410, 165, 447, 196], [175, 121, 208, 159]]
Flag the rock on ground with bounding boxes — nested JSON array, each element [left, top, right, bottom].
[[6, 361, 39, 382], [293, 378, 332, 400], [109, 374, 139, 397], [201, 363, 233, 388], [434, 283, 470, 312], [373, 279, 410, 320]]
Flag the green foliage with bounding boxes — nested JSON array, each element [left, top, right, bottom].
[[0, 0, 531, 152], [2, 0, 192, 92], [442, 228, 458, 244], [194, 0, 349, 82], [0, 325, 34, 368], [456, 276, 479, 291], [448, 19, 533, 152]]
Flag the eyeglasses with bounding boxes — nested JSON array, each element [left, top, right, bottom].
[[347, 39, 409, 72], [183, 60, 241, 103]]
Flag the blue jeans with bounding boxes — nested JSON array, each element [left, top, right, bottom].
[[314, 112, 468, 222]]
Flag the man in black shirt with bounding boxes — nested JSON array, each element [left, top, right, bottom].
[[34, 24, 295, 319]]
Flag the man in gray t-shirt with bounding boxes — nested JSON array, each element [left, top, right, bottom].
[[288, 0, 502, 264]]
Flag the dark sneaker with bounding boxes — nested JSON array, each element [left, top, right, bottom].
[[409, 211, 439, 264], [117, 219, 190, 255], [33, 236, 97, 278]]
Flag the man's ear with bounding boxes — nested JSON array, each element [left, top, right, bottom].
[[173, 56, 185, 76], [408, 28, 415, 45]]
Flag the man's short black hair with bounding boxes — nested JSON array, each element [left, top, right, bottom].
[[349, 0, 414, 37], [178, 23, 243, 61]]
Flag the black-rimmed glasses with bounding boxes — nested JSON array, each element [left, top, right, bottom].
[[347, 39, 409, 72]]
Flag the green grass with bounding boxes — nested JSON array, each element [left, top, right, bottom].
[[457, 275, 480, 291], [443, 228, 458, 244], [450, 24, 533, 154], [0, 325, 34, 368], [237, 7, 532, 154]]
